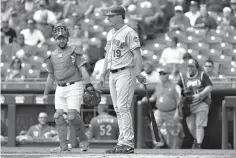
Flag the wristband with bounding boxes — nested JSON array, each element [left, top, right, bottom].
[[85, 83, 93, 89]]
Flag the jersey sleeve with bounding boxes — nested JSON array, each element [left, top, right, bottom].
[[46, 56, 54, 74], [73, 46, 87, 68], [87, 118, 96, 140], [126, 30, 141, 52], [202, 72, 213, 87]]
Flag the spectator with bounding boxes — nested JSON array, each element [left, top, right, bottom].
[[140, 61, 160, 84], [92, 53, 106, 80], [203, 59, 217, 77], [159, 37, 186, 65], [16, 112, 58, 142], [206, 0, 230, 17], [231, 0, 236, 16], [20, 19, 45, 46], [161, 0, 175, 28], [1, 0, 13, 21], [194, 5, 217, 30], [140, 65, 184, 149], [129, 0, 164, 38], [177, 58, 213, 149], [10, 34, 37, 62], [48, 0, 63, 20], [217, 7, 236, 31], [1, 19, 17, 44], [185, 1, 200, 27], [169, 5, 191, 32], [1, 33, 11, 62], [179, 52, 193, 73], [24, 0, 36, 13], [5, 57, 25, 81], [87, 104, 119, 140], [63, 0, 95, 20], [33, 0, 57, 25]]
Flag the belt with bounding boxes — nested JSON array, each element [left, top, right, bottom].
[[57, 82, 75, 87], [110, 67, 126, 73]]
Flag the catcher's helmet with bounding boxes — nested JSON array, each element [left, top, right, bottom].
[[53, 23, 70, 39]]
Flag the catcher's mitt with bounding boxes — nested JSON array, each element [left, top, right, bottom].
[[83, 88, 102, 106]]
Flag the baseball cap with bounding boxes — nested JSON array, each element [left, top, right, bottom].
[[158, 65, 172, 74], [223, 7, 232, 13], [174, 5, 183, 12], [183, 53, 192, 60], [38, 112, 48, 118], [190, 1, 198, 6], [27, 19, 35, 24], [105, 5, 126, 16]]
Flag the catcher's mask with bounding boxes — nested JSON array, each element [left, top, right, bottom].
[[53, 23, 70, 39]]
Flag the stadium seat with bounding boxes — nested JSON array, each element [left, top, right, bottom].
[[154, 34, 168, 44], [226, 29, 236, 37], [210, 54, 232, 64], [141, 49, 155, 58], [26, 69, 40, 79], [208, 29, 226, 37], [187, 49, 199, 58], [224, 35, 236, 44], [1, 62, 10, 78], [205, 49, 222, 57], [183, 35, 199, 44], [147, 42, 167, 52], [196, 54, 209, 64], [210, 43, 233, 52], [177, 43, 188, 50], [204, 35, 222, 44], [219, 64, 236, 76], [80, 18, 96, 31], [186, 29, 206, 40], [188, 42, 210, 51]]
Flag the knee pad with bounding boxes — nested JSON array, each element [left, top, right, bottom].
[[54, 109, 67, 126]]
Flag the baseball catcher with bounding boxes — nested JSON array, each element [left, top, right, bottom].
[[43, 23, 96, 153]]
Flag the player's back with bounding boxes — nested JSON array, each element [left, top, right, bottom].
[[92, 114, 119, 140]]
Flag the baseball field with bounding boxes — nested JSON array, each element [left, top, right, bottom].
[[1, 147, 236, 158]]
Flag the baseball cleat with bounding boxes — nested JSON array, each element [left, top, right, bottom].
[[105, 145, 122, 154], [80, 141, 89, 152], [116, 145, 134, 154], [192, 140, 198, 149], [154, 141, 165, 149], [50, 144, 72, 153]]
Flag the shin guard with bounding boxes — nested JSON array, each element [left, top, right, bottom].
[[67, 109, 88, 142], [54, 110, 68, 149]]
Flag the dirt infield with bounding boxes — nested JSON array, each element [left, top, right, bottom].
[[1, 147, 236, 158]]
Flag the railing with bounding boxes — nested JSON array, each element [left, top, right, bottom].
[[222, 96, 236, 150]]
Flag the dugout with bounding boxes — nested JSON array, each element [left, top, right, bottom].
[[1, 82, 236, 149]]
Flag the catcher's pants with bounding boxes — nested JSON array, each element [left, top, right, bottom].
[[109, 68, 136, 148], [55, 81, 84, 113]]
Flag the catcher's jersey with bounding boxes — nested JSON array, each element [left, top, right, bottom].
[[87, 114, 119, 140], [105, 25, 141, 70], [46, 46, 86, 83]]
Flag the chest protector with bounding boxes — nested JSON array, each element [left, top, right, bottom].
[[47, 46, 82, 82]]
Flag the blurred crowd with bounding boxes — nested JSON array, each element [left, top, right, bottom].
[[1, 0, 236, 82]]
